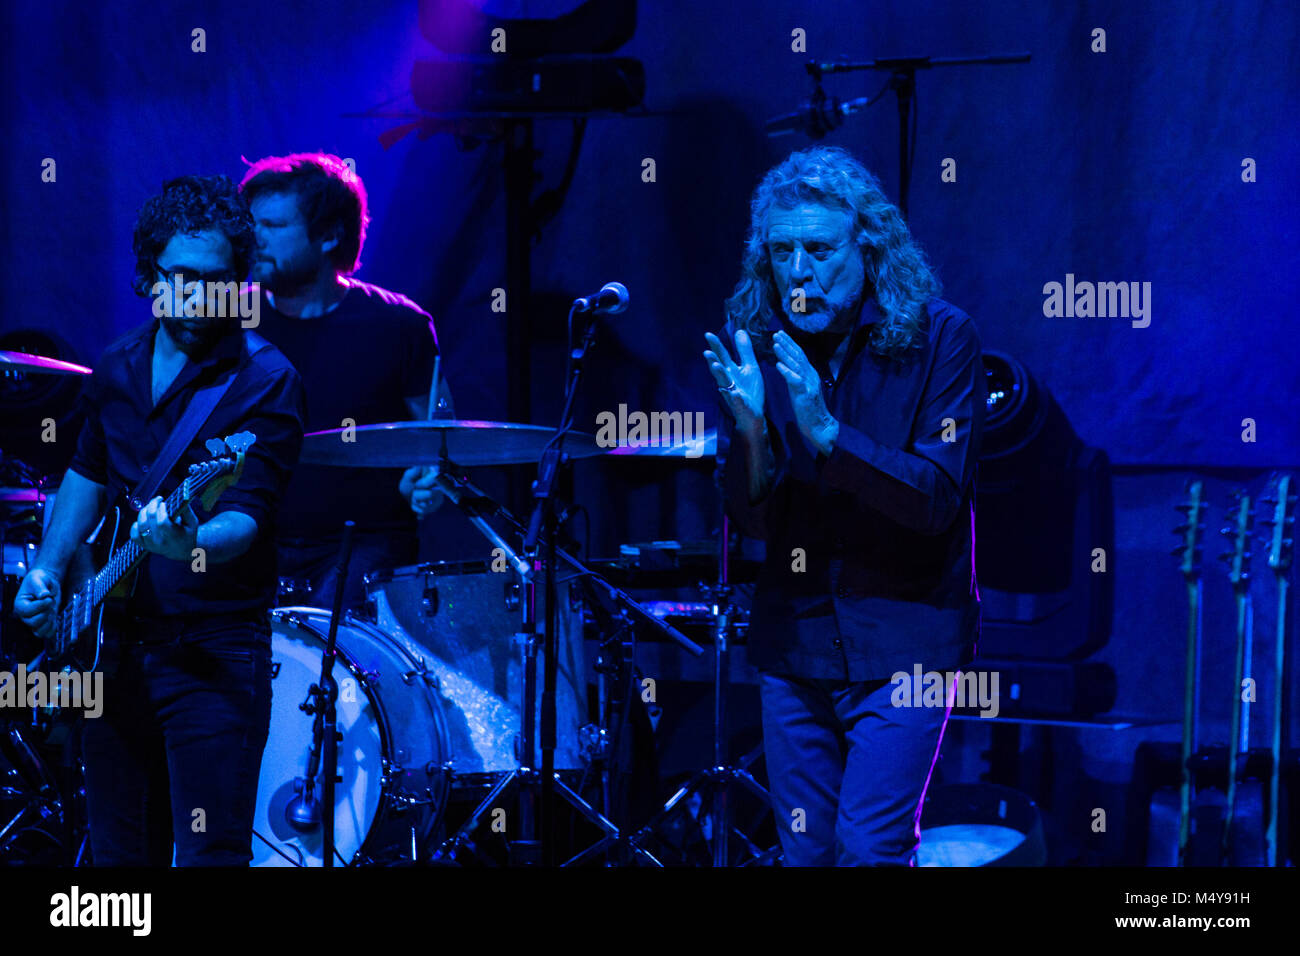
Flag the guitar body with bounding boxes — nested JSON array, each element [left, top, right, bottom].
[[43, 432, 256, 675], [1185, 746, 1269, 866], [1227, 776, 1266, 866], [51, 505, 128, 673]]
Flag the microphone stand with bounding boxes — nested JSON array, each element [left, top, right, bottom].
[[782, 52, 1031, 219], [520, 303, 596, 865], [288, 521, 354, 866]]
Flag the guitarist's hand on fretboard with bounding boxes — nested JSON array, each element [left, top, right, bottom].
[[13, 567, 62, 639], [129, 495, 199, 561]]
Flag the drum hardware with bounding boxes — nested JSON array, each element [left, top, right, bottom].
[[409, 466, 700, 865], [276, 577, 315, 608], [281, 523, 356, 866], [562, 604, 667, 867], [255, 606, 452, 866], [400, 661, 439, 688], [632, 515, 780, 866]]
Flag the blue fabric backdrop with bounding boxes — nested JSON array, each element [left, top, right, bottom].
[[4, 0, 1296, 469]]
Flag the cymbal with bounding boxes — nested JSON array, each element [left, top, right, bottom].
[[299, 420, 605, 468], [604, 428, 716, 458], [0, 351, 92, 376], [0, 488, 41, 504]]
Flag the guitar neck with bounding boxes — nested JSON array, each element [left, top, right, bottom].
[[48, 432, 253, 667], [1267, 575, 1290, 865], [91, 482, 191, 605]]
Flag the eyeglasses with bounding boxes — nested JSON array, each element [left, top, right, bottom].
[[154, 263, 241, 286]]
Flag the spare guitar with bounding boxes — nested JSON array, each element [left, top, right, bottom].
[[1260, 472, 1295, 866], [1173, 478, 1207, 866], [44, 432, 256, 672], [1218, 488, 1265, 865]]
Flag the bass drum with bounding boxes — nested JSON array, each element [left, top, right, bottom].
[[254, 608, 451, 866]]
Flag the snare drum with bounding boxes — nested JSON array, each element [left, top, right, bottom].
[[253, 608, 451, 866], [364, 560, 588, 778]]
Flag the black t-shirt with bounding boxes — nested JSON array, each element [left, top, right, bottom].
[[254, 279, 439, 538]]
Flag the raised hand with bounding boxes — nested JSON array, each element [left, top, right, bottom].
[[704, 329, 766, 437], [773, 330, 839, 456], [400, 465, 444, 518]]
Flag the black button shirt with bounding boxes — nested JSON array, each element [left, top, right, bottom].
[[717, 297, 987, 681], [69, 320, 306, 617]]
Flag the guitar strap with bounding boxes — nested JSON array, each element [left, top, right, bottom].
[[126, 330, 273, 512]]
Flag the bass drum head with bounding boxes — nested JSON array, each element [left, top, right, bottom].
[[254, 608, 449, 866]]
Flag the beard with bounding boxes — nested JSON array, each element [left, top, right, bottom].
[[160, 313, 235, 358], [252, 254, 318, 297], [782, 294, 860, 336]]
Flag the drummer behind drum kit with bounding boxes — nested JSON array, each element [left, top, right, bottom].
[[0, 346, 777, 867]]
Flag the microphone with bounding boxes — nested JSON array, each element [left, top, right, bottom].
[[764, 95, 871, 139], [573, 281, 629, 315], [285, 776, 321, 831]]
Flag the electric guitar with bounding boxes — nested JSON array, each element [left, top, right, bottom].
[[1218, 488, 1265, 865], [45, 432, 256, 671], [1173, 478, 1207, 865], [1260, 472, 1295, 865]]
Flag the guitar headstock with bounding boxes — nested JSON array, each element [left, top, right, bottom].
[[189, 431, 257, 512], [1172, 478, 1206, 581], [1218, 488, 1255, 594], [1258, 472, 1296, 578]]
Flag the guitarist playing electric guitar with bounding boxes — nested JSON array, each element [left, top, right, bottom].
[[13, 175, 305, 866]]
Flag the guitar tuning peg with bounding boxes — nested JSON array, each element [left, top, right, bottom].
[[1172, 523, 1189, 535], [1170, 544, 1186, 557]]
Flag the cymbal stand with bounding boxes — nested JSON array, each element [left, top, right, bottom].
[[430, 468, 670, 866], [633, 515, 779, 865]]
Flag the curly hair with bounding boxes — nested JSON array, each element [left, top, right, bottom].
[[724, 146, 940, 361], [238, 152, 369, 275], [131, 175, 255, 297]]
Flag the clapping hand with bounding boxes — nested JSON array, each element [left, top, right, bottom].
[[773, 330, 839, 456]]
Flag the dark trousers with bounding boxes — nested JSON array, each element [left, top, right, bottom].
[[759, 670, 955, 866], [276, 530, 417, 611], [80, 614, 272, 866]]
